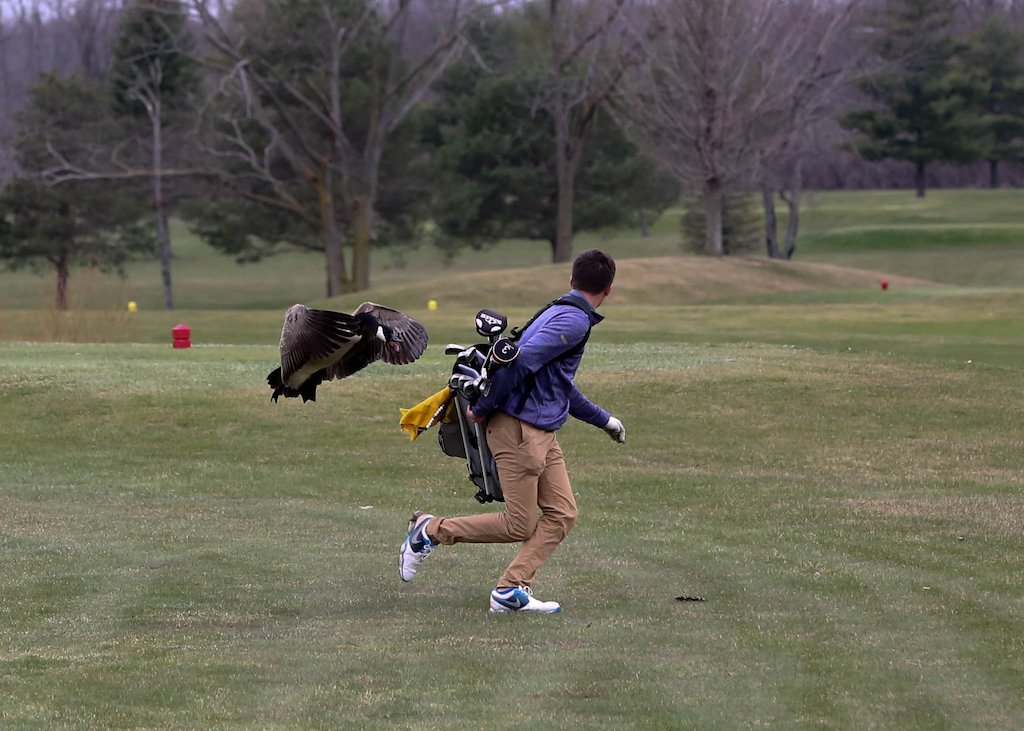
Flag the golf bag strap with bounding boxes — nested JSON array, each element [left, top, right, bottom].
[[512, 297, 592, 412], [509, 296, 587, 343]]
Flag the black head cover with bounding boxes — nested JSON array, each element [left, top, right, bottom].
[[489, 337, 519, 366], [475, 309, 507, 339]]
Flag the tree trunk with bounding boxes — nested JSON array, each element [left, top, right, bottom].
[[325, 246, 344, 297], [351, 195, 373, 292], [989, 159, 1000, 189], [340, 151, 377, 294], [550, 0, 572, 265], [553, 157, 576, 263], [323, 228, 345, 298], [914, 160, 926, 198], [782, 194, 800, 260], [313, 175, 347, 298], [156, 209, 173, 310], [0, 10, 11, 103], [782, 159, 802, 260], [54, 254, 69, 311], [151, 94, 174, 310], [551, 104, 582, 264], [703, 178, 724, 256], [762, 186, 779, 259]]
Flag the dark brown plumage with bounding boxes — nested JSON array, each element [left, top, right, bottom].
[[267, 302, 428, 402]]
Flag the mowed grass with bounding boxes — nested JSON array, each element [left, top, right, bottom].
[[1, 188, 1023, 728], [795, 188, 1024, 287], [0, 188, 1022, 312], [2, 288, 1023, 729]]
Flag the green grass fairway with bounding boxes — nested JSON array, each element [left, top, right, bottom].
[[796, 189, 1024, 287], [3, 289, 1023, 729], [1, 188, 1023, 728]]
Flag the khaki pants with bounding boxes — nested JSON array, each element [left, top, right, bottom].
[[428, 411, 578, 588]]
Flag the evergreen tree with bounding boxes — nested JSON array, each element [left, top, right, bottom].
[[961, 15, 1024, 187], [841, 0, 986, 197], [426, 73, 558, 257], [0, 74, 149, 310], [575, 111, 679, 240], [111, 0, 195, 117], [423, 12, 675, 260], [681, 194, 760, 257]]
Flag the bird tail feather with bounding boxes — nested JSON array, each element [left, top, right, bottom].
[[267, 367, 289, 403]]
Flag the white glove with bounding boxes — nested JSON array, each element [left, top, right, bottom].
[[603, 415, 626, 444]]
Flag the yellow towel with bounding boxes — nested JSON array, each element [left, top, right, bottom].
[[399, 386, 455, 441]]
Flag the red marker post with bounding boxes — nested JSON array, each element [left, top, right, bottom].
[[172, 324, 191, 348]]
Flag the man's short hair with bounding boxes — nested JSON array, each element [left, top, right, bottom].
[[571, 249, 616, 294]]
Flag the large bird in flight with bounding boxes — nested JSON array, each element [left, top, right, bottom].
[[267, 302, 428, 403]]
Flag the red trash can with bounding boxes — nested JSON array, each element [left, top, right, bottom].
[[172, 324, 191, 348]]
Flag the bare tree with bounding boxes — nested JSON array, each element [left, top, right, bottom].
[[110, 0, 197, 310], [612, 0, 863, 257], [0, 4, 11, 102], [958, 0, 1020, 26], [761, 124, 823, 261], [0, 0, 123, 181], [191, 0, 507, 295], [962, 1, 1024, 30], [543, 0, 630, 263], [0, 0, 118, 83], [70, 0, 122, 81], [759, 0, 866, 259], [21, 0, 44, 79], [0, 5, 14, 181]]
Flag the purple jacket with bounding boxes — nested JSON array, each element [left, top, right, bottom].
[[470, 290, 609, 432]]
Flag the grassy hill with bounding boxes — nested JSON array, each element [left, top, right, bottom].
[[0, 188, 1021, 319], [330, 255, 934, 314]]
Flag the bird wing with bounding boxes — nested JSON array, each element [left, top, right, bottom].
[[322, 337, 378, 381], [279, 304, 362, 383], [352, 302, 429, 366]]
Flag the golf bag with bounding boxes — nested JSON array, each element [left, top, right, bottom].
[[438, 310, 521, 504], [438, 388, 502, 503]]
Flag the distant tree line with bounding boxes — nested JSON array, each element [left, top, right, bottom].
[[0, 0, 1022, 308]]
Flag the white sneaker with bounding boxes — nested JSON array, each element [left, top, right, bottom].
[[399, 512, 436, 582], [489, 586, 561, 614]]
